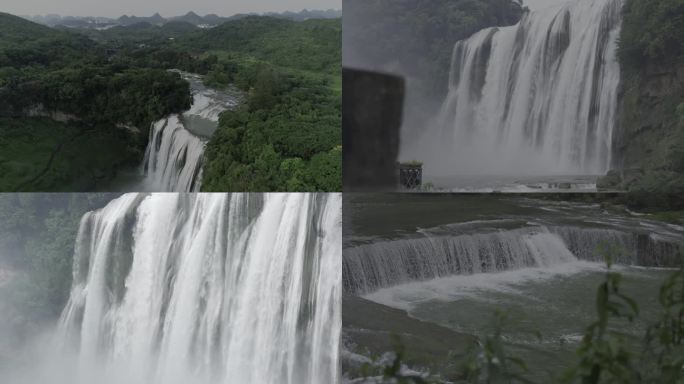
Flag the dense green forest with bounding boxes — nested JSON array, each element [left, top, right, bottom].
[[0, 12, 193, 190], [602, 0, 684, 210], [0, 12, 341, 191], [343, 0, 524, 97], [180, 17, 342, 191], [0, 194, 116, 348], [201, 66, 341, 191], [0, 12, 193, 130]]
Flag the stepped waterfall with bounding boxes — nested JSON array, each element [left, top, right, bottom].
[[428, 0, 623, 175], [343, 226, 682, 295], [56, 193, 342, 384], [141, 72, 237, 192], [142, 116, 206, 192]]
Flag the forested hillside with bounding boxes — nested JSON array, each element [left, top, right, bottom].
[[0, 13, 191, 126], [182, 16, 341, 74], [0, 12, 193, 191], [189, 17, 342, 191], [0, 12, 341, 192]]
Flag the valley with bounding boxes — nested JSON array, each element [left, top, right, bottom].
[[0, 10, 341, 191]]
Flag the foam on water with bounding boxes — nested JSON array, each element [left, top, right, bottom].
[[344, 224, 682, 295], [364, 260, 602, 311]]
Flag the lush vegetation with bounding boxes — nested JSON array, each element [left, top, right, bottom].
[[187, 17, 342, 191], [0, 12, 194, 190], [0, 11, 341, 191], [0, 12, 192, 127], [181, 16, 341, 75], [604, 0, 684, 210], [619, 0, 684, 71], [359, 248, 684, 383], [343, 0, 524, 97], [201, 61, 341, 191], [1, 67, 191, 129], [87, 14, 343, 187], [0, 118, 140, 191]]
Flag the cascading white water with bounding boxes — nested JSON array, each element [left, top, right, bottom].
[[56, 193, 342, 384], [418, 0, 623, 176], [142, 116, 206, 192], [343, 225, 681, 295], [141, 72, 238, 192], [344, 227, 578, 295]]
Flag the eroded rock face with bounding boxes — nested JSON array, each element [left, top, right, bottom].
[[612, 58, 684, 172], [605, 38, 683, 208]]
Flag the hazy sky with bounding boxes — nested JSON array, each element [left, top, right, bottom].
[[4, 0, 341, 18]]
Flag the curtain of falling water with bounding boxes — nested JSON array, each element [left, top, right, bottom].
[[343, 225, 681, 295], [141, 117, 205, 192], [57, 193, 342, 384], [415, 0, 623, 176]]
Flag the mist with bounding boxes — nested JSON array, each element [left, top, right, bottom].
[[342, 0, 525, 180], [0, 193, 342, 384], [341, 0, 444, 166], [345, 0, 623, 188], [5, 0, 342, 18]]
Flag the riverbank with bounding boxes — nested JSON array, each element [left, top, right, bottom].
[[343, 295, 476, 381]]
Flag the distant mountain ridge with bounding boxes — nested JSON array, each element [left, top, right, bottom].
[[0, 12, 55, 41], [22, 9, 341, 29], [0, 11, 95, 49]]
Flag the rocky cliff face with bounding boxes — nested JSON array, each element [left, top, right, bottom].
[[600, 56, 684, 208], [600, 54, 684, 208], [613, 58, 684, 172], [603, 0, 684, 204]]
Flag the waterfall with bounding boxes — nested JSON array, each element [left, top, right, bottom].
[[343, 226, 682, 295], [142, 116, 205, 192], [141, 72, 238, 192], [428, 0, 623, 175], [57, 193, 342, 384]]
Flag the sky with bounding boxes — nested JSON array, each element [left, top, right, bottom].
[[3, 0, 341, 18]]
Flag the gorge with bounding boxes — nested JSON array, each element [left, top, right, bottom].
[[0, 11, 342, 193], [138, 72, 239, 192]]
